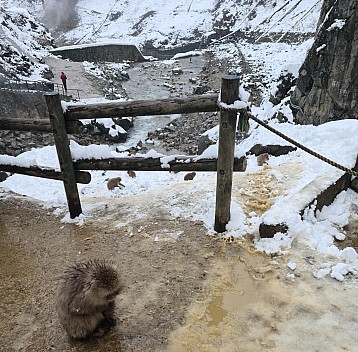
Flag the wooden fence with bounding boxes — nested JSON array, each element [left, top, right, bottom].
[[0, 75, 247, 233]]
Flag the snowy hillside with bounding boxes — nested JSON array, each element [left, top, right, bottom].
[[3, 0, 323, 47], [0, 6, 53, 80]]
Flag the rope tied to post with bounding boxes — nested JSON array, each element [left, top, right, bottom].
[[217, 99, 358, 177]]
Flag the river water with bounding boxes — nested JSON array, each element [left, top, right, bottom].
[[120, 55, 206, 149]]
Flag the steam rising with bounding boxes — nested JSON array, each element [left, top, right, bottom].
[[42, 0, 79, 31]]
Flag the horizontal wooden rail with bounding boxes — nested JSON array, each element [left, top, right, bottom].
[[0, 117, 52, 133], [74, 156, 247, 172], [0, 117, 84, 134], [65, 94, 220, 120], [0, 164, 91, 184]]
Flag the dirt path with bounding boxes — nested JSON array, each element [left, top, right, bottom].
[[44, 56, 104, 99], [0, 194, 221, 351], [1, 193, 357, 352]]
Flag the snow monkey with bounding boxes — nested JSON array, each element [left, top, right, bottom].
[[257, 153, 269, 166], [107, 177, 125, 191], [56, 259, 123, 339], [184, 172, 196, 181], [127, 170, 136, 178]]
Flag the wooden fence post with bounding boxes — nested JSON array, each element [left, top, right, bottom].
[[214, 75, 240, 233], [44, 93, 82, 219]]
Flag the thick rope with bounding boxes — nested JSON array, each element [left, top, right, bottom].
[[217, 101, 358, 177]]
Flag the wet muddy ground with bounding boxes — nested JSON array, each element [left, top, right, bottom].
[[0, 194, 221, 352], [1, 169, 358, 352]]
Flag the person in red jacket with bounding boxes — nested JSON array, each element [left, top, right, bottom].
[[60, 72, 67, 92]]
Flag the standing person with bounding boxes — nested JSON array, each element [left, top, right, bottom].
[[60, 72, 67, 92]]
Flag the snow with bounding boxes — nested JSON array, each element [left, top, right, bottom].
[[218, 100, 248, 110], [3, 0, 323, 48], [327, 19, 346, 31], [0, 6, 53, 80], [287, 262, 297, 270], [171, 51, 203, 59], [316, 44, 327, 52], [50, 41, 140, 51]]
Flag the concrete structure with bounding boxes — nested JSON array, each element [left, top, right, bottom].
[[50, 43, 146, 63]]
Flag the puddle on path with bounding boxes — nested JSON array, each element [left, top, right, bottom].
[[167, 240, 273, 352], [203, 261, 257, 328]]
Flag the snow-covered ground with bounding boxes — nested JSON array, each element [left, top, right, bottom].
[[0, 6, 52, 80], [1, 113, 358, 282], [51, 0, 322, 46]]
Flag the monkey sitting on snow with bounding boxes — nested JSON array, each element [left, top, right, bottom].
[[56, 259, 123, 339], [107, 177, 125, 191], [127, 170, 136, 178], [256, 153, 269, 166], [184, 172, 196, 181]]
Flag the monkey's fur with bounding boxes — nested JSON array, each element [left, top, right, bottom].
[[127, 170, 136, 178], [257, 153, 269, 166], [107, 177, 125, 191], [56, 259, 123, 339], [184, 172, 196, 181]]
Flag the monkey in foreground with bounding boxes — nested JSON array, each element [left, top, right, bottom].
[[127, 170, 136, 178], [56, 259, 123, 339], [184, 172, 196, 181], [107, 177, 125, 191], [257, 153, 269, 166]]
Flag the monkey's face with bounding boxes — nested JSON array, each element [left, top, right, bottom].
[[87, 282, 121, 306], [91, 266, 122, 304], [106, 288, 121, 302]]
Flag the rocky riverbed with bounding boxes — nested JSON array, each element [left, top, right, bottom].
[[0, 50, 232, 159]]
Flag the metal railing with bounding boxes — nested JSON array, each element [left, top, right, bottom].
[[0, 79, 82, 99], [0, 79, 53, 92]]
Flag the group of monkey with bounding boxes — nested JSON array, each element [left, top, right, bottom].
[[106, 170, 198, 191], [56, 153, 269, 340]]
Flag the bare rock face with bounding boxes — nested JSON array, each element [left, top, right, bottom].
[[291, 0, 358, 125], [0, 91, 49, 119]]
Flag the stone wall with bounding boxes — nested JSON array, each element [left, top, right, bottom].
[[50, 43, 146, 63]]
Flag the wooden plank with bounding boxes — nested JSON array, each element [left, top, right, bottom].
[[259, 173, 352, 238], [350, 156, 358, 192], [351, 177, 358, 193], [214, 75, 240, 233], [304, 173, 352, 215], [65, 94, 220, 120], [0, 117, 83, 134], [0, 117, 52, 133], [74, 156, 247, 172], [259, 155, 358, 238], [44, 93, 82, 218], [0, 164, 91, 184]]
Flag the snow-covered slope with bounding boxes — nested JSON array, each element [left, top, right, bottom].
[[3, 0, 323, 47], [0, 6, 53, 80]]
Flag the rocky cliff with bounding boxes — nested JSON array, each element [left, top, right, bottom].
[[291, 0, 358, 124]]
